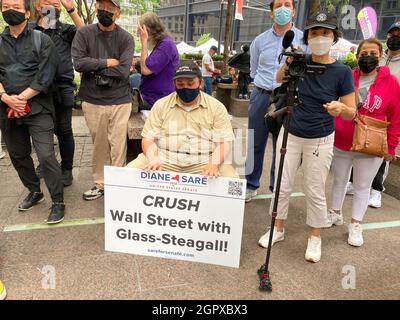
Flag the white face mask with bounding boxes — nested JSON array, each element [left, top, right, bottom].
[[308, 36, 334, 56]]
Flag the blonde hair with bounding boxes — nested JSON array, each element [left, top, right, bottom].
[[139, 12, 169, 43]]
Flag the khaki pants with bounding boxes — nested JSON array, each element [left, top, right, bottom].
[[127, 153, 239, 178], [269, 130, 334, 228], [82, 102, 132, 189]]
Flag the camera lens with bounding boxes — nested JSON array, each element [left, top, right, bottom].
[[289, 61, 306, 77]]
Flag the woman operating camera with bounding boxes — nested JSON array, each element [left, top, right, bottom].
[[258, 11, 356, 263]]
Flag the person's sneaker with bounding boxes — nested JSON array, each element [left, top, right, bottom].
[[83, 186, 104, 201], [243, 94, 249, 99], [258, 227, 285, 248], [305, 236, 321, 263], [325, 209, 344, 228], [245, 188, 257, 202], [346, 182, 354, 195], [18, 192, 44, 211], [35, 165, 43, 179], [46, 202, 65, 224], [0, 151, 6, 160], [0, 280, 6, 300], [238, 94, 243, 99], [368, 189, 382, 208], [62, 169, 73, 187], [348, 223, 363, 247]]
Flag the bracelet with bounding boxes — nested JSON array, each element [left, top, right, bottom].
[[67, 7, 75, 14]]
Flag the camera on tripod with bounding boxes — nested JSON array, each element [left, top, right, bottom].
[[279, 31, 326, 78]]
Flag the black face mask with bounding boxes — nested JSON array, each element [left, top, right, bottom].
[[97, 10, 114, 27], [387, 36, 400, 51], [358, 55, 379, 74], [176, 87, 200, 103], [2, 9, 26, 26]]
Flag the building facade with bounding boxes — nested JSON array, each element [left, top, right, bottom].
[[159, 0, 400, 49]]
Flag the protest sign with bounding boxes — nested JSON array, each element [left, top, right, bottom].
[[104, 166, 246, 268]]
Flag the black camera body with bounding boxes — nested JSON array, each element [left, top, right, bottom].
[[94, 74, 113, 88], [281, 48, 326, 78]]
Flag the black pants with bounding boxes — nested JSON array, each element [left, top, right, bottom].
[[238, 72, 251, 96], [54, 90, 75, 171], [1, 113, 64, 202], [349, 159, 389, 192]]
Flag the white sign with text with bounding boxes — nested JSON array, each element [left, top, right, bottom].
[[104, 166, 246, 268]]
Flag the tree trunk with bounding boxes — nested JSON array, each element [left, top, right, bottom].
[[222, 0, 234, 75], [310, 0, 321, 15]]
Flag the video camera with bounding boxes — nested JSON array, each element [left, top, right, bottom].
[[279, 30, 326, 78]]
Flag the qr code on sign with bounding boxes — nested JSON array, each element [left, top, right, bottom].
[[228, 181, 244, 196]]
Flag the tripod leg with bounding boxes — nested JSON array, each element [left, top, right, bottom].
[[258, 114, 292, 291]]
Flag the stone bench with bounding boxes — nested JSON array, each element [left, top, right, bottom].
[[215, 82, 251, 117]]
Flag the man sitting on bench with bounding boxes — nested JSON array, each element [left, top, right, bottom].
[[126, 62, 238, 178]]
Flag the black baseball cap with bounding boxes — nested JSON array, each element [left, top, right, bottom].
[[388, 21, 400, 33], [305, 11, 338, 30], [173, 62, 202, 80]]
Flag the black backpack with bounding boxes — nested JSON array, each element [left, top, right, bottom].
[[264, 83, 289, 137]]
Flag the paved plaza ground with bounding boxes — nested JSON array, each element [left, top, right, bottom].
[[0, 116, 399, 300]]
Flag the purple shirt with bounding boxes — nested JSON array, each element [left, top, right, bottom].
[[140, 36, 179, 105]]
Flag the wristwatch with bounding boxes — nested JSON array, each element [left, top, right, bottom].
[[67, 7, 75, 14]]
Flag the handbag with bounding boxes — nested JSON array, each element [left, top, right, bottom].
[[351, 112, 389, 157]]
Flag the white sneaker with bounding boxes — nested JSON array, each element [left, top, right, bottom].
[[305, 236, 321, 263], [245, 189, 257, 202], [346, 182, 354, 195], [368, 189, 382, 208], [348, 223, 363, 247], [325, 209, 344, 228], [258, 227, 285, 248]]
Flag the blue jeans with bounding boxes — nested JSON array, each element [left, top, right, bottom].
[[245, 87, 277, 191], [203, 76, 213, 95]]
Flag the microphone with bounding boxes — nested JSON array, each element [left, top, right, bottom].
[[282, 30, 295, 50]]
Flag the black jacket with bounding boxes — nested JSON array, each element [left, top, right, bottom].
[[71, 24, 134, 105], [30, 21, 77, 90], [0, 25, 58, 119], [228, 51, 250, 73]]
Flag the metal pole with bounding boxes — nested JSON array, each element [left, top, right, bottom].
[[295, 0, 310, 30], [218, 1, 224, 54], [184, 0, 190, 43], [230, 0, 237, 52]]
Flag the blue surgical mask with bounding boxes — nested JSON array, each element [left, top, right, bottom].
[[176, 87, 200, 103], [274, 6, 292, 26]]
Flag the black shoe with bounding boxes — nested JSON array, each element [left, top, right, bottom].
[[35, 165, 43, 179], [62, 169, 73, 187], [46, 202, 65, 224], [18, 192, 45, 211]]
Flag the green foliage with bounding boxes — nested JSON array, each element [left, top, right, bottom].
[[340, 59, 358, 69], [196, 33, 211, 47], [179, 53, 225, 61]]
